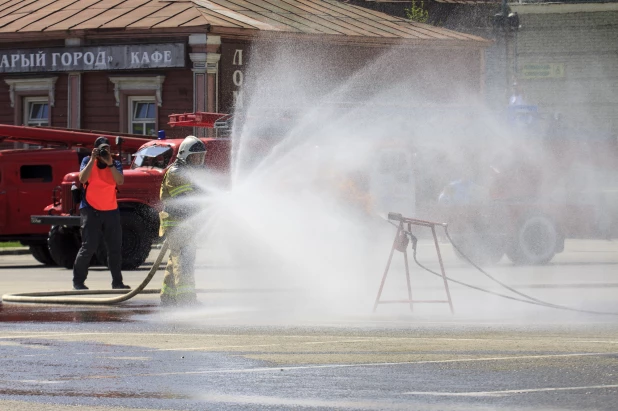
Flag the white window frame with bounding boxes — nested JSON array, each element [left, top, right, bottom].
[[109, 76, 165, 107], [109, 76, 164, 133], [128, 96, 157, 136], [23, 97, 50, 127]]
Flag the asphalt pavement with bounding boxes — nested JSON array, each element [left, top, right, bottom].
[[0, 239, 617, 411]]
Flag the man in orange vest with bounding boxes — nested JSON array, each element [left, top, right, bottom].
[[73, 137, 130, 291]]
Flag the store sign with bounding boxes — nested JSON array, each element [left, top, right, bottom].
[[521, 63, 565, 79], [0, 43, 186, 73], [220, 42, 249, 114]]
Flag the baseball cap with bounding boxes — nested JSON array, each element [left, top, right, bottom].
[[94, 136, 110, 148]]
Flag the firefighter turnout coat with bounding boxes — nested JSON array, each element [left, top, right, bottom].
[[159, 161, 199, 305]]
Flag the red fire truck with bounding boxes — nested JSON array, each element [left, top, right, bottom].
[[0, 127, 153, 265], [436, 108, 618, 265], [28, 112, 231, 270]]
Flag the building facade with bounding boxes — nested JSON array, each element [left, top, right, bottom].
[[511, 1, 618, 138], [0, 0, 488, 149], [353, 0, 618, 138]]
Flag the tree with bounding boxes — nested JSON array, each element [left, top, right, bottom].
[[405, 0, 429, 24]]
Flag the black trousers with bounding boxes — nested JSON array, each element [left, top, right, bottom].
[[73, 207, 123, 286]]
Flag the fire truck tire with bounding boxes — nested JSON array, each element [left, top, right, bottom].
[[121, 212, 153, 270], [96, 212, 153, 270], [29, 244, 56, 266], [48, 226, 81, 269], [506, 215, 557, 265]]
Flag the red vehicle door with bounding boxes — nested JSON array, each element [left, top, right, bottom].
[[12, 159, 64, 234], [15, 162, 57, 235], [0, 163, 7, 229]]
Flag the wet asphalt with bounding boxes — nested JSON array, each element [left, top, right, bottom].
[[1, 239, 618, 411]]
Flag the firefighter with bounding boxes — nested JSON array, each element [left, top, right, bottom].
[[159, 136, 206, 307]]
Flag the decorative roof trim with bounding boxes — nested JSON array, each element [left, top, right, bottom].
[[4, 77, 58, 107]]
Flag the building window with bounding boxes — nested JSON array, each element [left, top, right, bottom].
[[4, 78, 56, 147], [109, 76, 164, 134], [129, 97, 156, 136], [20, 165, 53, 183], [24, 97, 49, 127]]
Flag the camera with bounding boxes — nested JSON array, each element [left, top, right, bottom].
[[99, 147, 109, 157]]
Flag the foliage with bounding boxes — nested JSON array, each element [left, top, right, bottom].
[[405, 0, 429, 24], [0, 241, 21, 248]]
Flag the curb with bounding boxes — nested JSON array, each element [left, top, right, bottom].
[[0, 248, 31, 256]]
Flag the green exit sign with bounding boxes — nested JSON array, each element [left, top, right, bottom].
[[521, 63, 565, 79]]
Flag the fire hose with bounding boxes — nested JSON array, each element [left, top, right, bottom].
[[1, 242, 169, 305], [395, 221, 618, 316]]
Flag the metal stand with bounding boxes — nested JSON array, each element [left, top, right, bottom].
[[373, 215, 454, 314]]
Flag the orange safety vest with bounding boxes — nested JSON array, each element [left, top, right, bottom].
[[85, 163, 118, 211]]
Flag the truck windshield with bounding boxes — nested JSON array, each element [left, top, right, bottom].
[[131, 146, 173, 170]]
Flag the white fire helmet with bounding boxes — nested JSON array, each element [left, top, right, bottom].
[[177, 135, 206, 162]]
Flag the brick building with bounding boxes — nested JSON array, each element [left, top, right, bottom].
[[0, 0, 488, 150]]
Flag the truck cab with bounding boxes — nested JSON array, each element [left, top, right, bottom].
[[36, 126, 231, 270]]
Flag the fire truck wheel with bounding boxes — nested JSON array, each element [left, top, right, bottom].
[[506, 215, 557, 265], [29, 244, 56, 266], [48, 226, 81, 269], [121, 212, 153, 270], [92, 214, 153, 270]]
